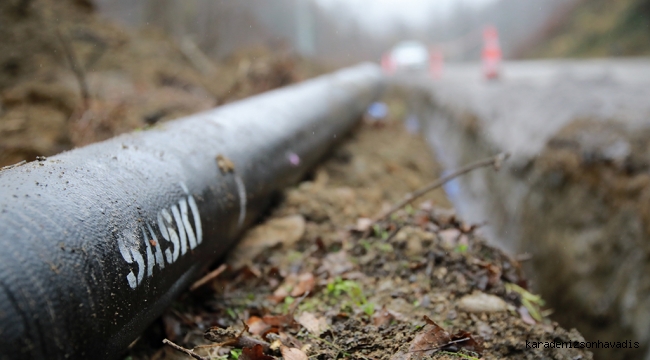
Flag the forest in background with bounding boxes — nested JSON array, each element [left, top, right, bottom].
[[521, 0, 650, 58], [95, 0, 617, 66]]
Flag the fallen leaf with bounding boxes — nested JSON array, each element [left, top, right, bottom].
[[408, 316, 451, 356], [280, 345, 308, 360], [392, 316, 484, 360], [296, 311, 328, 335], [246, 316, 270, 336], [262, 313, 295, 328], [229, 215, 305, 269], [449, 330, 484, 354], [390, 316, 448, 359], [290, 272, 315, 297], [240, 344, 273, 360], [271, 273, 297, 302]]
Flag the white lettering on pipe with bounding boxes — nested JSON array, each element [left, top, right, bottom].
[[118, 182, 202, 289]]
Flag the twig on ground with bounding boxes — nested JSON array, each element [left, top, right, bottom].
[[162, 339, 209, 360], [408, 337, 471, 353], [190, 264, 227, 291], [373, 152, 510, 225], [54, 27, 91, 111], [289, 291, 309, 315], [383, 225, 403, 243], [180, 37, 218, 76], [0, 160, 26, 172]]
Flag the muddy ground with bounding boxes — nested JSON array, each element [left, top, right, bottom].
[[123, 98, 593, 360]]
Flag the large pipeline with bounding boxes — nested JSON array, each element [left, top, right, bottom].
[[0, 64, 383, 360]]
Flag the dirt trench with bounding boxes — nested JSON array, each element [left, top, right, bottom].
[[521, 120, 650, 360], [124, 95, 593, 360], [409, 61, 650, 360], [0, 2, 594, 358]]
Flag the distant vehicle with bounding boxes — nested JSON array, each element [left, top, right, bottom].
[[383, 41, 429, 73]]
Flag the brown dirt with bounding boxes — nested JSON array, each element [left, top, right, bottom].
[[125, 97, 593, 360], [521, 119, 650, 359], [0, 0, 319, 167]]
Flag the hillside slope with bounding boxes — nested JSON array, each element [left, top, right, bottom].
[[0, 0, 314, 167], [523, 0, 650, 58]]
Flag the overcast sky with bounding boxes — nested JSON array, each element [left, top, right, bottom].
[[314, 0, 498, 35]]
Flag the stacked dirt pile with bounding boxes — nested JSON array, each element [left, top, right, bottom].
[[522, 119, 650, 360], [0, 0, 314, 167], [125, 99, 593, 360]]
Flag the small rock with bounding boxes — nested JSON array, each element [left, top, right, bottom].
[[354, 217, 373, 232], [458, 292, 509, 313]]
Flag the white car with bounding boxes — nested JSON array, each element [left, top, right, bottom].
[[385, 41, 429, 73]]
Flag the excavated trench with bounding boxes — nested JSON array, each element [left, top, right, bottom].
[[1, 63, 599, 360], [402, 59, 650, 360]]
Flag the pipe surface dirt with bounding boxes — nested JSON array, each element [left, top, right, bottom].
[[0, 63, 383, 360]]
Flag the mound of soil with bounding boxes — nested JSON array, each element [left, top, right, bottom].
[[522, 119, 650, 359], [126, 98, 593, 360], [0, 0, 316, 167]]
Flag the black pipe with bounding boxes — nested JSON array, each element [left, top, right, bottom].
[[0, 63, 383, 360]]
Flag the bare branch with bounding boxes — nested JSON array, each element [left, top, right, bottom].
[[54, 27, 91, 111], [190, 264, 227, 291], [162, 339, 209, 360], [374, 153, 510, 224]]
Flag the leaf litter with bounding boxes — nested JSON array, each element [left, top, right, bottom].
[[127, 96, 592, 360]]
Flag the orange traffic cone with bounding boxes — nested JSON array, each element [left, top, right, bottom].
[[482, 25, 502, 80], [429, 47, 444, 80]]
